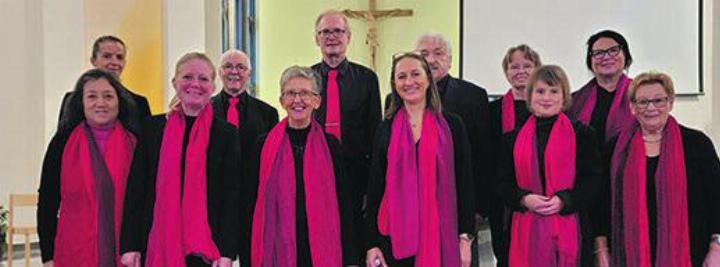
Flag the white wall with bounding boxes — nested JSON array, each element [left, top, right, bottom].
[[0, 0, 53, 209], [673, 0, 717, 136], [0, 0, 718, 208]]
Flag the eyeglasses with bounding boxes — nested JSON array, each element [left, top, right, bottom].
[[281, 90, 318, 101], [632, 96, 669, 109], [317, 28, 346, 38], [222, 64, 248, 71], [589, 45, 623, 59]]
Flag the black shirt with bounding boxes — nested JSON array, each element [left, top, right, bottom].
[[312, 59, 381, 164], [249, 126, 359, 266], [598, 126, 720, 266], [365, 112, 476, 256], [646, 155, 659, 262], [589, 88, 615, 144]]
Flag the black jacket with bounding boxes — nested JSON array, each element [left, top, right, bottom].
[[119, 114, 242, 259], [365, 111, 476, 256]]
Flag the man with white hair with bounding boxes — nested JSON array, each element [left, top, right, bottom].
[[210, 49, 278, 266]]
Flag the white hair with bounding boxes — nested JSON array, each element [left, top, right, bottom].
[[416, 32, 453, 62]]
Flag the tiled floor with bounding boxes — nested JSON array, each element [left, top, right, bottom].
[[2, 228, 499, 267]]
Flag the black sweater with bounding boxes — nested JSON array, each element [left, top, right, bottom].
[[245, 126, 359, 266], [495, 116, 603, 266]]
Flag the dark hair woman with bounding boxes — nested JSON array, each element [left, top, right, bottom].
[[38, 69, 140, 267]]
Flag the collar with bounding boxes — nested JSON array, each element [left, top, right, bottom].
[[436, 74, 452, 96], [319, 58, 350, 77], [221, 90, 248, 106]]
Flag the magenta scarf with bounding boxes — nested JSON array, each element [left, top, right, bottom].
[[377, 108, 460, 267], [509, 113, 579, 267], [569, 74, 632, 141], [251, 118, 342, 267], [610, 117, 691, 267], [146, 105, 220, 266], [501, 89, 517, 133], [56, 122, 135, 267]]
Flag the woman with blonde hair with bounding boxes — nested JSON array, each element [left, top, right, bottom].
[[119, 52, 241, 267]]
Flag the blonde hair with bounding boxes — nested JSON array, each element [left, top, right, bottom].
[[502, 44, 542, 72], [628, 71, 675, 102], [169, 52, 216, 110], [526, 65, 573, 112]]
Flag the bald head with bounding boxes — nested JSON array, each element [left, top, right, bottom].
[[219, 49, 252, 96]]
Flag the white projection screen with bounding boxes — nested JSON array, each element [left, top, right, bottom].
[[461, 0, 702, 96]]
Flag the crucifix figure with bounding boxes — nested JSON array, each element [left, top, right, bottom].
[[343, 0, 413, 70]]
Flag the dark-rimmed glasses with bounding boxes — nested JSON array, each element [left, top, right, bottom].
[[632, 96, 669, 109], [589, 45, 623, 59]]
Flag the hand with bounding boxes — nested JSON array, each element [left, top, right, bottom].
[[212, 257, 233, 267], [366, 247, 388, 267], [704, 243, 720, 267], [595, 249, 610, 267], [535, 195, 564, 216], [459, 238, 472, 267], [121, 252, 141, 267], [43, 261, 55, 267], [521, 194, 550, 213], [594, 236, 610, 267]]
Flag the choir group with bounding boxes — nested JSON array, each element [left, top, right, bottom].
[[36, 9, 720, 267]]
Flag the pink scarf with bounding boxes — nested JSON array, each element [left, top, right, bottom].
[[509, 114, 579, 267], [610, 117, 691, 267], [251, 118, 342, 267], [146, 105, 220, 266], [569, 74, 632, 141], [377, 108, 460, 267], [56, 122, 135, 267], [501, 89, 517, 133]]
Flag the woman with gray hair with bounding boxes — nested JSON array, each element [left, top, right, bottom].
[[248, 66, 358, 267]]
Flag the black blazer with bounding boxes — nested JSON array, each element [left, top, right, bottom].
[[58, 89, 152, 127], [119, 114, 242, 259], [365, 111, 476, 253], [211, 91, 278, 177]]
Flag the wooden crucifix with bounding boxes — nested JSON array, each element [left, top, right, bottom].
[[343, 0, 413, 70]]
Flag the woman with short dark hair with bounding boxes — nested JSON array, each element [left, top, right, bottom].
[[38, 69, 140, 267]]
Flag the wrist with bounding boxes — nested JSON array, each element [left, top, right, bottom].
[[460, 233, 475, 243], [711, 234, 720, 247]]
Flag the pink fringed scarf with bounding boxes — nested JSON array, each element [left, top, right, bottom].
[[377, 108, 460, 267], [501, 89, 517, 133], [56, 122, 135, 267], [251, 118, 342, 267], [146, 105, 220, 266], [569, 74, 632, 141], [610, 117, 691, 267], [509, 114, 579, 267]]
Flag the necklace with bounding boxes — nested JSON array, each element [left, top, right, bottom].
[[643, 135, 662, 143]]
